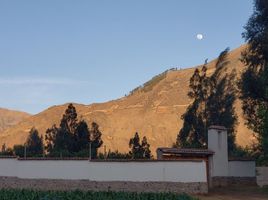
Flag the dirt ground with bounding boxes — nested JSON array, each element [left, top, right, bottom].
[[195, 186, 268, 200]]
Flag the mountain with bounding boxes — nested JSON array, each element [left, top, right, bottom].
[[0, 108, 31, 133], [0, 45, 255, 155]]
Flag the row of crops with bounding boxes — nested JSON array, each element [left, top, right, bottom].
[[0, 189, 198, 200]]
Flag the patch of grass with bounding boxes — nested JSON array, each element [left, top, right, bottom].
[[0, 189, 198, 200]]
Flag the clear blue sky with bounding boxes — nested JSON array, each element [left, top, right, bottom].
[[0, 0, 253, 114]]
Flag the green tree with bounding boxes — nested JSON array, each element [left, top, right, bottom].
[[75, 120, 90, 152], [45, 104, 79, 155], [129, 132, 152, 159], [13, 145, 25, 157], [45, 124, 58, 155], [176, 63, 209, 148], [58, 103, 78, 152], [239, 0, 268, 164], [141, 136, 152, 159], [129, 132, 143, 159], [0, 143, 13, 156], [89, 122, 103, 159], [25, 127, 44, 156], [177, 49, 238, 153], [1, 143, 6, 153], [45, 104, 103, 158], [206, 48, 238, 153]]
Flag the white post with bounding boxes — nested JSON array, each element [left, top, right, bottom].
[[24, 145, 26, 159], [89, 142, 91, 161], [208, 125, 228, 178]]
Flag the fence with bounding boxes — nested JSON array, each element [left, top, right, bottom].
[[0, 157, 208, 193]]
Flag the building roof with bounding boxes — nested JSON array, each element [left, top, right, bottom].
[[229, 157, 255, 161], [157, 148, 214, 156]]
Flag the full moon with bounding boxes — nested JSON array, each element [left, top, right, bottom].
[[196, 34, 203, 40]]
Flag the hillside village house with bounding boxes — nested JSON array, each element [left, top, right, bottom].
[[0, 126, 258, 194]]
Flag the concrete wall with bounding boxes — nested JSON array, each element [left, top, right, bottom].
[[257, 167, 268, 187], [0, 158, 17, 177], [208, 127, 228, 177], [0, 158, 207, 183], [228, 161, 256, 177]]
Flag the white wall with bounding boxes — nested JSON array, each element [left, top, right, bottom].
[[257, 167, 268, 187], [208, 128, 228, 177], [17, 160, 89, 180], [0, 158, 207, 183], [0, 158, 18, 177], [228, 161, 255, 177]]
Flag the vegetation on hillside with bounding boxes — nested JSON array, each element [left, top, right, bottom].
[[175, 49, 238, 155], [239, 0, 268, 165], [129, 68, 178, 95]]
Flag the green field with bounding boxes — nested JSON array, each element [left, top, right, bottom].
[[0, 189, 198, 200]]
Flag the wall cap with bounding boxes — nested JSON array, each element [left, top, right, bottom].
[[208, 125, 227, 131]]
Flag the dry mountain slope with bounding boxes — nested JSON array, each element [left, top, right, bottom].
[[0, 45, 254, 155], [0, 108, 31, 132]]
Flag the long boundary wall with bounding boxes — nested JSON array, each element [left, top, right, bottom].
[[257, 167, 268, 187], [0, 158, 208, 194], [228, 161, 256, 177], [210, 160, 256, 187]]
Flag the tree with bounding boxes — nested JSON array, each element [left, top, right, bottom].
[[89, 122, 103, 159], [129, 132, 143, 159], [45, 124, 59, 154], [176, 48, 238, 153], [176, 63, 210, 148], [45, 104, 103, 158], [45, 104, 79, 155], [25, 127, 44, 156], [13, 145, 25, 157], [58, 103, 78, 152], [240, 0, 268, 164], [141, 136, 152, 159], [206, 48, 238, 153], [75, 120, 90, 152], [1, 143, 6, 153], [0, 143, 13, 156], [129, 132, 152, 159]]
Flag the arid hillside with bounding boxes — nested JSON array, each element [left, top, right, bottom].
[[0, 108, 31, 132], [0, 45, 255, 155]]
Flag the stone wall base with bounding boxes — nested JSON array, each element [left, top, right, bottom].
[[0, 177, 208, 194], [211, 177, 256, 188]]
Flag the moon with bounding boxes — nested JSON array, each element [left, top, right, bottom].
[[196, 34, 203, 40]]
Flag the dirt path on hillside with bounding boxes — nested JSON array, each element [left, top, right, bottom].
[[196, 186, 268, 200]]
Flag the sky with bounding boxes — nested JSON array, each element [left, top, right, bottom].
[[0, 0, 253, 114]]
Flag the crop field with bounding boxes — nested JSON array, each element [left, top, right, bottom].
[[0, 189, 197, 200]]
